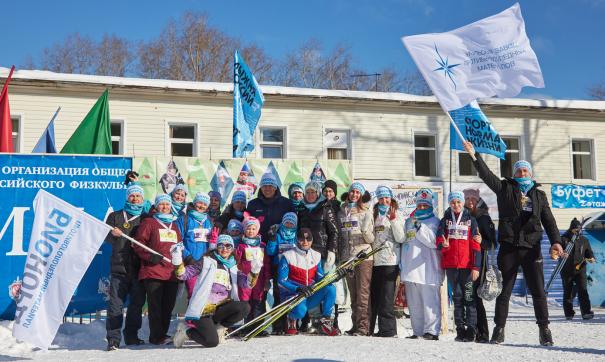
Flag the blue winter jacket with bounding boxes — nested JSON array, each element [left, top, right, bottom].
[[247, 189, 294, 241], [176, 211, 213, 262]]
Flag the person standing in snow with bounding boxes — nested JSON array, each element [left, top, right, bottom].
[[464, 141, 563, 346], [369, 185, 404, 338], [400, 188, 443, 340]]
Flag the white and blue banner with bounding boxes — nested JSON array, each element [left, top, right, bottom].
[[12, 190, 112, 349], [402, 3, 544, 111], [0, 154, 131, 320], [551, 184, 605, 208], [233, 50, 264, 158], [449, 101, 507, 159]]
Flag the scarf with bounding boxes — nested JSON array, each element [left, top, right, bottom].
[[213, 252, 236, 269], [153, 212, 176, 224], [514, 177, 535, 194], [304, 195, 326, 211], [415, 206, 434, 220], [171, 200, 185, 217], [243, 236, 261, 247], [377, 204, 389, 216], [234, 210, 244, 218], [189, 210, 208, 224], [232, 236, 242, 248], [124, 201, 144, 216], [208, 207, 221, 220], [277, 224, 297, 245]]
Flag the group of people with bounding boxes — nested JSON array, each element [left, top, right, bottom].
[[103, 141, 595, 351]]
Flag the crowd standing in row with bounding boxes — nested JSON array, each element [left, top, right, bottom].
[[104, 147, 594, 351]]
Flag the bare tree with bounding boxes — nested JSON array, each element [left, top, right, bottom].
[[399, 70, 432, 96], [587, 82, 605, 100], [96, 34, 134, 76]]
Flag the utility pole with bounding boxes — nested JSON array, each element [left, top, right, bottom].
[[350, 73, 381, 92]]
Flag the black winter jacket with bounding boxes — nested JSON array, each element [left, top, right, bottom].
[[467, 199, 497, 250], [247, 188, 295, 241], [105, 210, 143, 276], [297, 199, 340, 258], [215, 204, 245, 232], [561, 231, 594, 276], [473, 154, 561, 248]]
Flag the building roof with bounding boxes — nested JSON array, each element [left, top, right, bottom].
[[2, 67, 604, 112]]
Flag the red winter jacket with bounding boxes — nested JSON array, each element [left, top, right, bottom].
[[436, 208, 481, 270], [133, 217, 181, 281]]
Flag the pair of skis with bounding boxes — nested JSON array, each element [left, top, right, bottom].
[[545, 219, 586, 294], [227, 246, 385, 341]]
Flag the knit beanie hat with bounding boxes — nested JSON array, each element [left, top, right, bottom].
[[193, 192, 210, 206], [288, 182, 304, 198], [375, 185, 393, 199], [155, 194, 172, 207], [448, 191, 465, 204], [259, 173, 279, 189], [513, 160, 533, 177], [281, 212, 298, 227], [231, 191, 247, 204], [208, 191, 222, 203], [349, 181, 366, 195], [415, 188, 433, 207], [172, 184, 188, 196], [217, 234, 234, 247], [323, 180, 338, 194], [305, 181, 322, 195], [126, 184, 144, 199], [463, 188, 480, 201], [244, 216, 261, 230], [227, 219, 244, 233]]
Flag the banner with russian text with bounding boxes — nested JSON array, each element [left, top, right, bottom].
[[12, 190, 111, 349], [551, 184, 605, 208], [0, 154, 131, 320], [449, 101, 507, 159]]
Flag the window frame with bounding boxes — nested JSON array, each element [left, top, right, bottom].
[[498, 135, 524, 178], [412, 131, 439, 179], [323, 127, 352, 160], [110, 119, 126, 155], [10, 115, 22, 153], [257, 126, 287, 159], [165, 120, 198, 157], [457, 150, 479, 178], [570, 137, 596, 181]]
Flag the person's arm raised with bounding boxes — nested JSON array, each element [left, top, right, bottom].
[[464, 141, 503, 194]]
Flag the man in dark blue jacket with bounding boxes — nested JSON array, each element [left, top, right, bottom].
[[247, 173, 294, 241]]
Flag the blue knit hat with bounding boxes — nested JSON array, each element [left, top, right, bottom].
[[349, 182, 366, 194], [305, 181, 322, 194], [415, 188, 433, 207], [259, 173, 279, 189], [244, 216, 261, 230], [155, 194, 172, 207], [126, 184, 144, 199], [208, 191, 222, 203], [281, 212, 298, 227], [193, 192, 210, 206], [375, 185, 393, 199], [172, 184, 188, 196], [217, 234, 234, 247], [448, 191, 465, 204], [231, 190, 247, 204], [288, 182, 304, 198], [513, 160, 533, 177], [227, 219, 244, 233]]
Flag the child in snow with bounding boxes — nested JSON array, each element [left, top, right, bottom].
[[436, 191, 482, 342], [172, 235, 250, 348], [400, 188, 443, 340], [235, 216, 271, 332], [226, 219, 244, 248], [278, 228, 339, 336]]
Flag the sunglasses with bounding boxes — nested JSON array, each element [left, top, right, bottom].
[[217, 243, 234, 250]]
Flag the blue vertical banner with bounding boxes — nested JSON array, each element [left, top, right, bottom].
[[233, 50, 265, 158], [449, 101, 507, 159], [0, 154, 132, 319]]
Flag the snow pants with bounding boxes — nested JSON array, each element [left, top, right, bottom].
[[446, 268, 477, 332], [143, 279, 178, 344], [404, 282, 441, 336], [288, 284, 336, 320], [187, 301, 250, 347], [346, 260, 373, 335], [106, 273, 146, 344], [562, 270, 592, 317], [370, 265, 398, 336]]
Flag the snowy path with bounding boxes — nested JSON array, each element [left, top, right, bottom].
[[2, 299, 604, 361]]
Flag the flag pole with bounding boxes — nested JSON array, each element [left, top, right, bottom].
[[100, 222, 171, 263], [444, 111, 476, 161], [0, 66, 15, 100]]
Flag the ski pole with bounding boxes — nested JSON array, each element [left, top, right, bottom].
[[225, 294, 299, 338]]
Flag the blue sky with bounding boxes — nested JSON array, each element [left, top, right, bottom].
[[1, 0, 603, 100]]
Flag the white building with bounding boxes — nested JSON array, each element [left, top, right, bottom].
[[2, 67, 604, 226]]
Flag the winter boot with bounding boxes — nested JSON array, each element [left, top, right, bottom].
[[173, 322, 188, 348], [475, 332, 489, 343], [286, 318, 299, 335], [490, 326, 505, 344], [216, 324, 227, 344], [463, 327, 476, 342], [454, 327, 466, 342], [319, 317, 339, 336], [422, 333, 439, 341], [106, 340, 119, 351], [345, 328, 357, 336], [582, 311, 594, 320], [539, 326, 553, 346]]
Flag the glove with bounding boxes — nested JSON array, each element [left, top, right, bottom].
[[296, 285, 313, 298], [251, 257, 263, 274], [170, 242, 184, 266], [149, 253, 163, 265], [325, 251, 336, 270], [336, 268, 348, 279]]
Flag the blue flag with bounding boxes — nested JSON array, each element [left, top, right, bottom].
[[449, 101, 506, 159], [32, 107, 60, 153], [233, 51, 264, 158]]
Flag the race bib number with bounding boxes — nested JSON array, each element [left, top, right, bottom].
[[193, 228, 208, 242], [521, 196, 533, 212], [341, 216, 359, 232], [448, 225, 469, 240], [405, 229, 416, 240], [374, 225, 386, 233], [214, 269, 231, 289], [245, 247, 263, 261], [159, 229, 177, 243]]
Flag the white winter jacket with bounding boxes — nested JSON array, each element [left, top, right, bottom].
[[399, 216, 444, 286], [372, 210, 405, 267], [338, 203, 375, 261]]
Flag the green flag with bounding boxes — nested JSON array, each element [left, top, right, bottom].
[[61, 89, 111, 154]]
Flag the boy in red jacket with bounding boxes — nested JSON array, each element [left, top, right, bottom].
[[436, 191, 482, 342]]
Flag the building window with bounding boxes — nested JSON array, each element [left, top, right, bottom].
[[324, 129, 350, 160], [169, 124, 196, 157], [414, 134, 436, 177], [500, 137, 520, 178], [110, 121, 123, 155], [571, 139, 594, 180], [458, 152, 477, 176], [260, 127, 285, 159], [11, 117, 19, 152]]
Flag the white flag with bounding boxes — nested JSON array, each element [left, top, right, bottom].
[[12, 190, 111, 349], [402, 3, 543, 111]]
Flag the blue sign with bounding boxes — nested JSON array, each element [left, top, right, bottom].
[[233, 50, 265, 158], [1, 154, 132, 319], [449, 102, 507, 160], [552, 184, 605, 208]]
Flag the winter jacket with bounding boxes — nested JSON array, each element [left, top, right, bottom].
[[399, 215, 443, 286], [560, 231, 594, 276], [215, 204, 245, 232], [176, 255, 239, 320], [338, 203, 375, 261], [247, 189, 295, 241], [105, 210, 143, 276], [278, 247, 325, 296], [467, 198, 497, 251], [132, 217, 180, 281], [297, 199, 339, 259], [325, 199, 342, 220], [235, 241, 272, 301], [372, 209, 405, 266], [266, 230, 297, 265], [472, 154, 561, 248], [436, 208, 481, 270], [176, 211, 215, 263]]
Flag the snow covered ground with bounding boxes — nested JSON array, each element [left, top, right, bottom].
[[1, 297, 604, 362]]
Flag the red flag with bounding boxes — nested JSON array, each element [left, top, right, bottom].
[[0, 66, 15, 153]]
